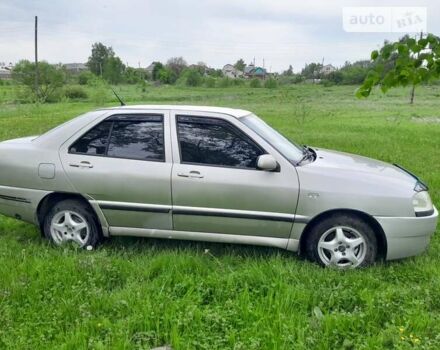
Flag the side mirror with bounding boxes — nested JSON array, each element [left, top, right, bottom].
[[257, 154, 279, 171]]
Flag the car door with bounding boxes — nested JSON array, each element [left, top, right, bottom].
[[59, 110, 173, 230], [170, 111, 300, 240]]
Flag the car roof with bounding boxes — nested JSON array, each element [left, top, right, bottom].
[[100, 105, 253, 118]]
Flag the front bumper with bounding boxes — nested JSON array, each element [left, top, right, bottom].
[[374, 206, 438, 260]]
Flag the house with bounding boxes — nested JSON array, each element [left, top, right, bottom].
[[222, 64, 242, 78], [319, 64, 336, 76], [0, 63, 13, 80], [0, 68, 12, 80], [63, 63, 88, 74], [244, 63, 267, 79], [145, 62, 156, 75]]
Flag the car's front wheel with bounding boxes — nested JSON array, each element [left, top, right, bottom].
[[304, 214, 377, 268], [43, 199, 101, 248]]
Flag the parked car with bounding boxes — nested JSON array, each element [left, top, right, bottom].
[[0, 105, 437, 268]]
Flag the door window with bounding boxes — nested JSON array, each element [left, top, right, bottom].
[[176, 116, 264, 168], [69, 115, 165, 161]]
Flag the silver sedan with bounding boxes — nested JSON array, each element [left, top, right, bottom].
[[0, 105, 437, 268]]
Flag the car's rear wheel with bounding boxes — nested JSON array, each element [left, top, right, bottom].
[[43, 199, 101, 248], [304, 214, 377, 268]]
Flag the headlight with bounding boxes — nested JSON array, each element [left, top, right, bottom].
[[412, 191, 434, 217]]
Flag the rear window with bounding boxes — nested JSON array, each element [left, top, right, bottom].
[[69, 114, 165, 161]]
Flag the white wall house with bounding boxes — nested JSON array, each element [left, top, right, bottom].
[[222, 64, 242, 78]]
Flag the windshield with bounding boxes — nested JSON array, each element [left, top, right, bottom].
[[241, 114, 304, 163]]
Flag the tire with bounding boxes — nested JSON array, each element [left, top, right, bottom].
[[304, 213, 377, 268], [43, 199, 101, 248]]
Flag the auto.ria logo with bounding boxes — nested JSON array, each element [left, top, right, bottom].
[[342, 7, 427, 33]]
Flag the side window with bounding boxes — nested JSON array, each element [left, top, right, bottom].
[[107, 120, 164, 161], [177, 116, 264, 168], [69, 115, 165, 161], [69, 121, 112, 155]]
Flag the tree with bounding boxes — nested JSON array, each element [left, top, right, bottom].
[[158, 67, 177, 84], [326, 71, 343, 84], [183, 68, 203, 86], [301, 63, 323, 79], [166, 57, 187, 77], [234, 59, 246, 72], [87, 42, 115, 76], [103, 56, 125, 84], [357, 33, 440, 104], [283, 65, 294, 76], [152, 62, 164, 81], [12, 60, 65, 102]]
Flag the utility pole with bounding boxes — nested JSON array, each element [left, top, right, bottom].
[[34, 15, 39, 99]]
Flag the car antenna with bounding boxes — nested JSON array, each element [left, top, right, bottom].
[[111, 88, 126, 106]]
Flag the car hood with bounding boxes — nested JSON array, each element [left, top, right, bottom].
[[309, 148, 416, 184]]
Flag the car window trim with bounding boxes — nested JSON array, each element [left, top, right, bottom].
[[68, 113, 166, 163], [175, 114, 268, 170]]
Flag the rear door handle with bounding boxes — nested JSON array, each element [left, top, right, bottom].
[[177, 170, 204, 179], [69, 161, 94, 169]]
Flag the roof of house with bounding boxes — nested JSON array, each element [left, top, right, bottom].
[[64, 63, 87, 70]]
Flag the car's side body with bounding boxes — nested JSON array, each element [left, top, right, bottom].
[[0, 105, 437, 261]]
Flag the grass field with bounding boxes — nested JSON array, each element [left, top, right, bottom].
[[0, 83, 439, 349]]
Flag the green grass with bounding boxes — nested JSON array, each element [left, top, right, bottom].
[[0, 83, 439, 349]]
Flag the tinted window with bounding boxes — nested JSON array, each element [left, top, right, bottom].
[[69, 121, 112, 155], [69, 115, 165, 161], [107, 120, 164, 161], [177, 116, 264, 168]]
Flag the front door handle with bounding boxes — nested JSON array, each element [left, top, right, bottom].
[[177, 170, 204, 179], [69, 161, 94, 169]]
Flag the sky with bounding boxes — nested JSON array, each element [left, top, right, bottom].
[[0, 0, 439, 73]]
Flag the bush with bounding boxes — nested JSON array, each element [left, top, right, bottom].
[[88, 78, 109, 105], [264, 78, 278, 89], [12, 60, 64, 103], [78, 71, 93, 85], [205, 77, 216, 88], [63, 86, 88, 99], [249, 78, 262, 88], [183, 69, 203, 87], [232, 79, 246, 86], [218, 77, 232, 88]]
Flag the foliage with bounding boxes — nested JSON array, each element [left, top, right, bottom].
[[166, 57, 188, 77], [63, 85, 88, 100], [12, 60, 65, 103], [249, 78, 262, 88], [357, 33, 440, 103], [234, 58, 246, 72], [301, 62, 323, 79], [325, 71, 344, 84], [204, 76, 216, 88], [338, 60, 372, 84], [158, 67, 177, 84], [124, 67, 146, 84], [207, 68, 223, 78], [218, 77, 232, 88], [151, 62, 164, 81], [77, 71, 94, 85], [87, 42, 115, 76], [182, 68, 203, 87], [264, 78, 278, 89], [283, 65, 294, 76], [103, 56, 125, 85], [278, 74, 303, 85], [88, 78, 109, 105]]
